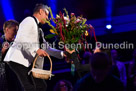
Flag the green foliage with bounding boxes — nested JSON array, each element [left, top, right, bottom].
[[45, 34, 56, 39]]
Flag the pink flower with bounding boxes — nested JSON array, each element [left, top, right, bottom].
[[75, 19, 81, 23], [71, 13, 75, 17]]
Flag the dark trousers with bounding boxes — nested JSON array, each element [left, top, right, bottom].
[[7, 61, 47, 91], [0, 62, 8, 91], [5, 63, 23, 91]]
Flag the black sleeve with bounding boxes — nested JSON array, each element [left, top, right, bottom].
[[0, 36, 4, 51], [0, 42, 1, 47], [0, 42, 2, 62], [0, 37, 3, 62], [74, 74, 91, 91], [74, 79, 82, 91]]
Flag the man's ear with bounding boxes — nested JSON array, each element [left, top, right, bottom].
[[39, 9, 43, 15], [5, 28, 8, 33]]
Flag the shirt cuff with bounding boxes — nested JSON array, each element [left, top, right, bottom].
[[34, 48, 39, 54], [61, 51, 64, 57]]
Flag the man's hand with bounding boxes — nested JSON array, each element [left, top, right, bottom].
[[1, 48, 8, 55], [65, 48, 75, 54], [93, 48, 101, 54], [1, 42, 10, 55], [63, 48, 76, 57], [36, 49, 48, 57]]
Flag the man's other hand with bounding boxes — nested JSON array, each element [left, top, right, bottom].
[[36, 49, 48, 57]]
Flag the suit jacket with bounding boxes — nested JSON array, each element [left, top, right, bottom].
[[4, 16, 63, 68]]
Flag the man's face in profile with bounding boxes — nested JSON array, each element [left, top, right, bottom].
[[40, 9, 49, 24]]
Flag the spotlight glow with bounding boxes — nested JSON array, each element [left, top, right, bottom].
[[106, 24, 112, 29], [1, 0, 14, 20]]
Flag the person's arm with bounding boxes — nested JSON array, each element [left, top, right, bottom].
[[128, 61, 134, 78], [0, 38, 2, 51], [0, 38, 2, 61], [40, 29, 64, 59], [122, 63, 127, 87], [44, 45, 63, 59], [119, 62, 127, 87]]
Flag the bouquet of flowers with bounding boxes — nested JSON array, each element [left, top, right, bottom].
[[44, 8, 98, 74], [45, 8, 97, 51]]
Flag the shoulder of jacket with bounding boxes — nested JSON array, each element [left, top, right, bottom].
[[22, 16, 35, 23]]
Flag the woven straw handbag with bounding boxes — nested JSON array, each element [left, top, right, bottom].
[[31, 54, 53, 80]]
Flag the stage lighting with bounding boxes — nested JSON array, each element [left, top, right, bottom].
[[1, 0, 14, 20], [106, 24, 112, 29]]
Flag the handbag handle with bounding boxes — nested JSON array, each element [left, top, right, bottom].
[[32, 54, 52, 73]]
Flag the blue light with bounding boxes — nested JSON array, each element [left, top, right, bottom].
[[106, 24, 112, 29], [106, 0, 112, 17], [48, 0, 57, 26], [105, 0, 113, 21], [105, 0, 113, 31], [1, 0, 14, 20], [48, 0, 57, 17]]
